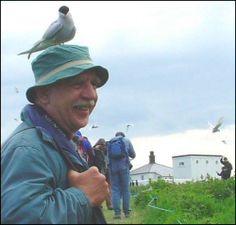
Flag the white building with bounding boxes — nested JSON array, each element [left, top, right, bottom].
[[130, 151, 173, 185], [172, 154, 223, 182]]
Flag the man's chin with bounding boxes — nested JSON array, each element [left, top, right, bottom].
[[76, 120, 89, 129]]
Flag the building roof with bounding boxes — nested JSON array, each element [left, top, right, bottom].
[[172, 154, 223, 158], [130, 163, 173, 177]]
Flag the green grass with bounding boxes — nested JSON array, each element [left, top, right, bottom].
[[103, 177, 235, 224]]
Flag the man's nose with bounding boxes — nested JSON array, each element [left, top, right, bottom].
[[80, 82, 98, 100]]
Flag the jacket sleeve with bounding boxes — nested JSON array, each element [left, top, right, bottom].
[[220, 158, 224, 164], [1, 146, 92, 224], [124, 138, 136, 159]]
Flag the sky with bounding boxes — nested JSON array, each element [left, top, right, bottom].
[[1, 1, 235, 170]]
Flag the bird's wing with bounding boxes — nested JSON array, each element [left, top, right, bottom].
[[42, 20, 64, 40], [217, 117, 224, 125], [214, 123, 221, 130], [214, 117, 224, 129]]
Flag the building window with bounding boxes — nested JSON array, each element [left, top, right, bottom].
[[196, 160, 199, 164], [216, 161, 218, 164], [179, 162, 184, 167], [141, 175, 144, 180], [206, 160, 209, 164]]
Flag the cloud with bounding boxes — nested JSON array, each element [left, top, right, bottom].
[[131, 125, 235, 169], [1, 1, 235, 170]]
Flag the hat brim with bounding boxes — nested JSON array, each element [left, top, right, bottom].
[[26, 64, 108, 103]]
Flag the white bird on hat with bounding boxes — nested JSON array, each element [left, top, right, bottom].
[[18, 5, 76, 59]]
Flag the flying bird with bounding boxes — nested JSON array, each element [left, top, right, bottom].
[[208, 117, 224, 133], [15, 87, 19, 93], [18, 5, 76, 59], [221, 140, 227, 144], [126, 123, 134, 133], [91, 125, 99, 129], [221, 135, 228, 145]]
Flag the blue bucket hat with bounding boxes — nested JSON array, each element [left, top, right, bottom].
[[26, 44, 109, 103]]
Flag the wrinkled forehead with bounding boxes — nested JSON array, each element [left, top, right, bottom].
[[57, 70, 102, 86]]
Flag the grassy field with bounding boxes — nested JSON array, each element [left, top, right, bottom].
[[103, 177, 235, 224]]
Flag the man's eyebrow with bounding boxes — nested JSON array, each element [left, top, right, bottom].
[[65, 76, 83, 84]]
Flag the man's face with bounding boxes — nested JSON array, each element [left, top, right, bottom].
[[41, 71, 100, 137]]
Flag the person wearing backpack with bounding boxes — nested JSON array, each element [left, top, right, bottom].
[[107, 131, 136, 219]]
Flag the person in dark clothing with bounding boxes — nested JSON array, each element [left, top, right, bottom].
[[93, 138, 113, 210], [217, 166, 230, 180], [93, 139, 107, 174], [219, 157, 233, 179]]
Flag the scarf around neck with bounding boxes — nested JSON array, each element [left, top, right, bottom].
[[21, 104, 107, 224], [21, 104, 88, 171]]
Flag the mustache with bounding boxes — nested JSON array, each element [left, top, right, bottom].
[[73, 100, 96, 108]]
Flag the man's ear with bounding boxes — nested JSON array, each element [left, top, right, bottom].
[[34, 87, 50, 105]]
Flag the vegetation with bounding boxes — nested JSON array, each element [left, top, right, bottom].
[[103, 177, 235, 224]]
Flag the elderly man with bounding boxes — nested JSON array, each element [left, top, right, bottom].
[[1, 45, 109, 224]]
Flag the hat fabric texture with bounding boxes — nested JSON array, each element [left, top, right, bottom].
[[26, 45, 109, 103]]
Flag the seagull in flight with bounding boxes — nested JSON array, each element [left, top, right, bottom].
[[15, 87, 19, 93], [208, 117, 224, 133], [18, 5, 76, 59], [126, 124, 134, 133], [222, 140, 227, 144]]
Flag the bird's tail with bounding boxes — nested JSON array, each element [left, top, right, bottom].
[[18, 50, 30, 56], [17, 40, 43, 59], [18, 50, 32, 59]]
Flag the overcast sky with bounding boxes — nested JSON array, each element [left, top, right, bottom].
[[1, 1, 235, 169]]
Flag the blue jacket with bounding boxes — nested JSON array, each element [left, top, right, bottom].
[[1, 117, 93, 223], [108, 135, 136, 173]]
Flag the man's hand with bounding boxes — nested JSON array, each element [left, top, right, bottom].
[[68, 166, 109, 206]]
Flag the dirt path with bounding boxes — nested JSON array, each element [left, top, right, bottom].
[[102, 199, 143, 224]]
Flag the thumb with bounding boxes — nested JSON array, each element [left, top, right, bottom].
[[88, 166, 99, 173]]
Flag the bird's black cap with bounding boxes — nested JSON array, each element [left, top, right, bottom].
[[59, 6, 69, 15]]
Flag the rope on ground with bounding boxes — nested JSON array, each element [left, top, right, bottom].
[[131, 186, 182, 223], [148, 197, 174, 212]]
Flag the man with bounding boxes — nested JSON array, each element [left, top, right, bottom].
[[107, 131, 136, 219], [219, 157, 233, 179], [1, 45, 109, 224]]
